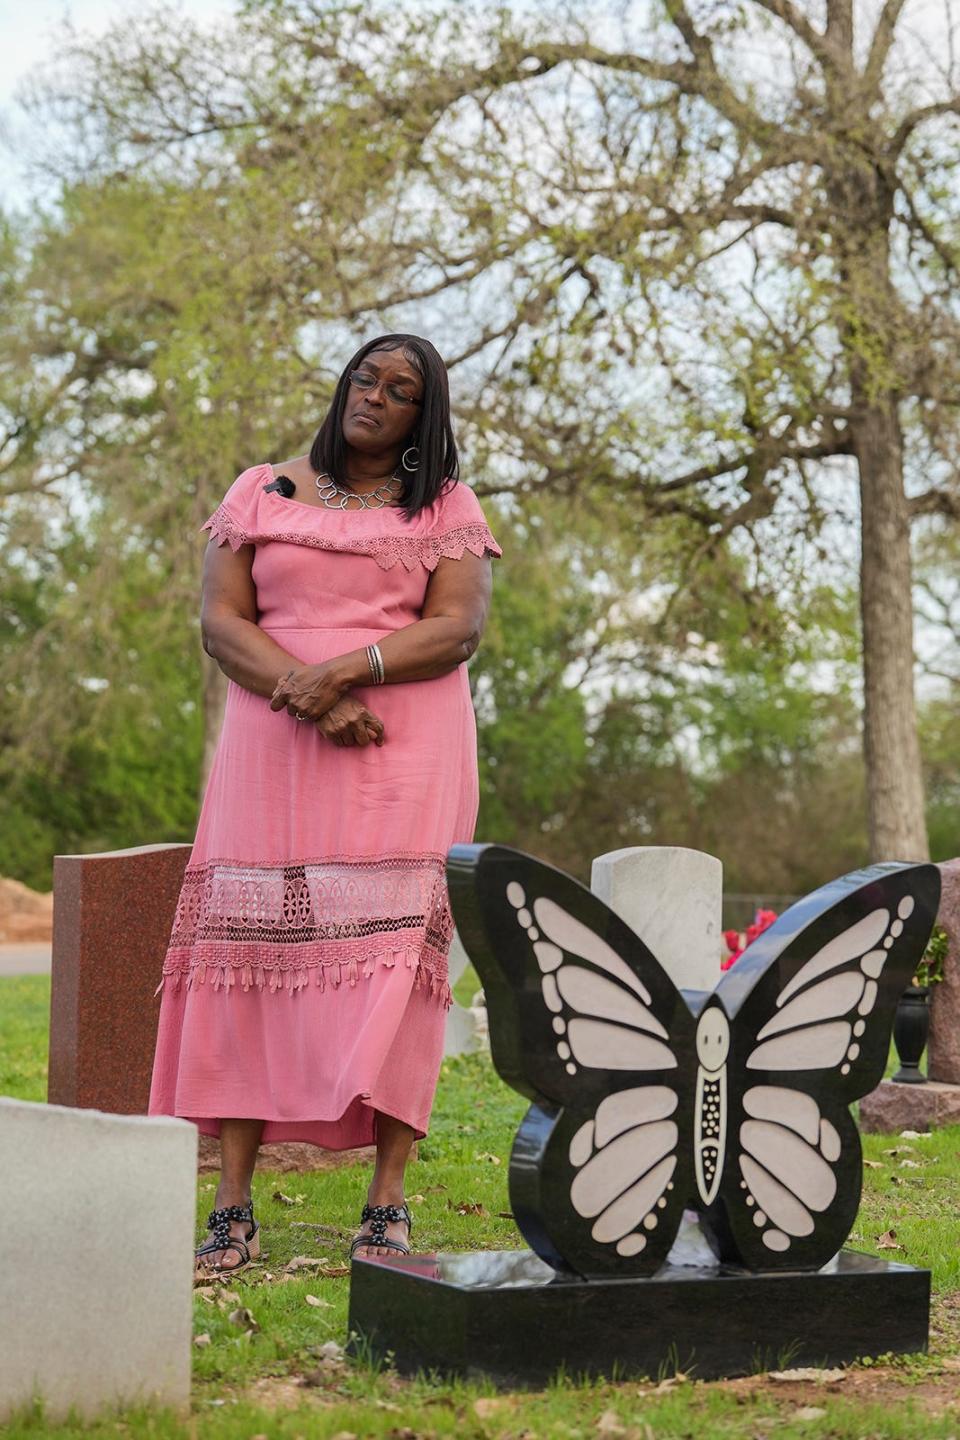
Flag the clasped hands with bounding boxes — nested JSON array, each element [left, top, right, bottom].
[[269, 661, 385, 747]]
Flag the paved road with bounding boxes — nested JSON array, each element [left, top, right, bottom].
[[0, 943, 52, 977]]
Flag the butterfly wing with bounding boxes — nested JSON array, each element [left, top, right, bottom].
[[447, 843, 697, 1276], [706, 862, 941, 1270]]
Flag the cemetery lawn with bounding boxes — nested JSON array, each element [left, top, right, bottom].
[[2, 974, 960, 1439]]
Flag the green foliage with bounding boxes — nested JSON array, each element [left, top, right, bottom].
[[915, 924, 949, 989]]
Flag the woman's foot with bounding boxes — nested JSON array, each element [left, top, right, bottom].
[[350, 1193, 412, 1259], [195, 1194, 260, 1274]]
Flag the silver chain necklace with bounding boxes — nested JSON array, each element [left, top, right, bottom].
[[315, 445, 418, 510], [315, 472, 403, 511]]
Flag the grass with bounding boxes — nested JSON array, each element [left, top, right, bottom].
[[2, 973, 959, 1438], [0, 974, 50, 1101]]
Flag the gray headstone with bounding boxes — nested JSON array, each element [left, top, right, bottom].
[[0, 1099, 196, 1421], [590, 845, 723, 994]]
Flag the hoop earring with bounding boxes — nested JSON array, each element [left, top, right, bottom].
[[400, 445, 420, 472]]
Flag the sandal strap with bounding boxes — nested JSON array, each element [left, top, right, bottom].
[[358, 1201, 412, 1248], [351, 1233, 411, 1259], [195, 1231, 253, 1266], [204, 1203, 255, 1253]]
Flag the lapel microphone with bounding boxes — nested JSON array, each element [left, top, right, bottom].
[[264, 475, 296, 498]]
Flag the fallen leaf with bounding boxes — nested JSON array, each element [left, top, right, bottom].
[[863, 1160, 883, 1169], [475, 1152, 502, 1165], [497, 1211, 515, 1220], [454, 1201, 488, 1217], [272, 1190, 305, 1207], [425, 1184, 448, 1194], [407, 1193, 425, 1204], [305, 1294, 331, 1308], [300, 1339, 346, 1385], [899, 1130, 931, 1139], [319, 1263, 350, 1277], [899, 1158, 921, 1168], [227, 1306, 259, 1332], [794, 1407, 827, 1421], [883, 1146, 914, 1157], [875, 1229, 903, 1251], [330, 1433, 356, 1440], [769, 1367, 845, 1383], [284, 1255, 326, 1273], [596, 1410, 626, 1435], [193, 1333, 211, 1348]]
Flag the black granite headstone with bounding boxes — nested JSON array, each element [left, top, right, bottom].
[[349, 846, 939, 1382]]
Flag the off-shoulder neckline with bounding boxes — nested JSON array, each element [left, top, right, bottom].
[[255, 461, 457, 517]]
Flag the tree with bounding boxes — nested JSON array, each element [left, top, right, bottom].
[[12, 0, 960, 862]]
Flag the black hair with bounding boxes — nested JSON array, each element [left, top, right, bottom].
[[308, 333, 459, 519]]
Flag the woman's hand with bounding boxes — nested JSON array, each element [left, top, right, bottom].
[[269, 661, 348, 721], [316, 696, 386, 748]]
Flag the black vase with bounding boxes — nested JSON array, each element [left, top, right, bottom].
[[891, 985, 930, 1084]]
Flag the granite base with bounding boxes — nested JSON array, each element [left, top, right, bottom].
[[348, 1249, 930, 1385], [859, 1078, 960, 1133]]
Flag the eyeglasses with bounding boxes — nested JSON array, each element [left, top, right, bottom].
[[348, 369, 422, 407]]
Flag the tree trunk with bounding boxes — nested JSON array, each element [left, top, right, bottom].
[[199, 652, 228, 803], [854, 399, 929, 861]]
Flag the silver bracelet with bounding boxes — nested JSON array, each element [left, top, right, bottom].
[[366, 643, 385, 685]]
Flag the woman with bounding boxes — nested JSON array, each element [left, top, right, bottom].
[[149, 333, 501, 1269]]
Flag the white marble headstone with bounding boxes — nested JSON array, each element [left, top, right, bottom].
[[591, 846, 723, 995], [591, 845, 724, 1268], [0, 1099, 196, 1420]]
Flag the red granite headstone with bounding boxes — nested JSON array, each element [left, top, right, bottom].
[[859, 855, 960, 1131], [929, 858, 960, 1086], [49, 844, 191, 1113], [49, 843, 378, 1172]]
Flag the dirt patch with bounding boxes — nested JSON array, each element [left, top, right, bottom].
[[0, 876, 52, 943]]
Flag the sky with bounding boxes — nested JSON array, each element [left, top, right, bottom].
[[0, 0, 234, 210]]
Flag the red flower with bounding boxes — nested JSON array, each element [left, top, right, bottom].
[[720, 909, 779, 972]]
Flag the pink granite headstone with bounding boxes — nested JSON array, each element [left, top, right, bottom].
[[928, 858, 960, 1085], [49, 844, 192, 1113], [49, 843, 376, 1171], [859, 855, 960, 1131]]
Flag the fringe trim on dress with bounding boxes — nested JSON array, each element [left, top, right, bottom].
[[155, 939, 452, 1007]]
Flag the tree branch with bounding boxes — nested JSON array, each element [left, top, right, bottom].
[[863, 0, 908, 95], [751, 0, 831, 66], [908, 488, 960, 520], [890, 97, 960, 158]]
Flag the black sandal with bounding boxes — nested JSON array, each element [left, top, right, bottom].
[[195, 1203, 261, 1273], [350, 1201, 413, 1259]]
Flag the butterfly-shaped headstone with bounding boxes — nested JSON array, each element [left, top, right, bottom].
[[446, 844, 940, 1277]]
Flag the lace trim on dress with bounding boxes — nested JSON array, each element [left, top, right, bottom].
[[201, 504, 501, 571], [155, 854, 454, 1005]]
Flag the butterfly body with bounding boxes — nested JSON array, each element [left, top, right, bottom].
[[447, 844, 941, 1280], [694, 1004, 729, 1205]]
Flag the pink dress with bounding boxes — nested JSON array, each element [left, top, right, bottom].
[[148, 463, 502, 1147]]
